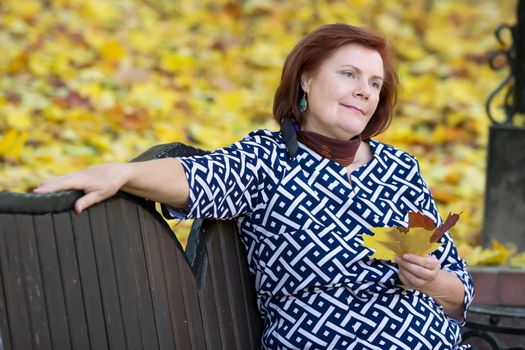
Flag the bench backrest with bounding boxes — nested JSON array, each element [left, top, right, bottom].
[[0, 143, 262, 350]]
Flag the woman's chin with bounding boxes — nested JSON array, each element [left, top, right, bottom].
[[336, 124, 366, 139]]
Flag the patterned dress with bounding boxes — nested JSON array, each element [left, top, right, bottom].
[[173, 129, 474, 349]]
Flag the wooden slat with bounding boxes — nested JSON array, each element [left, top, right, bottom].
[[105, 198, 161, 349], [15, 215, 52, 349], [88, 204, 127, 349], [0, 269, 9, 350], [197, 256, 222, 350], [71, 211, 109, 350], [105, 199, 146, 350], [137, 207, 175, 349], [120, 199, 159, 350], [218, 222, 248, 349], [0, 214, 32, 350], [174, 237, 206, 350], [53, 212, 90, 350], [206, 224, 236, 349], [33, 214, 71, 349], [153, 221, 193, 350], [0, 215, 13, 350], [232, 226, 263, 349], [218, 221, 261, 349]]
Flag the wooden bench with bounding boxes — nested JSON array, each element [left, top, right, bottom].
[[0, 143, 262, 350]]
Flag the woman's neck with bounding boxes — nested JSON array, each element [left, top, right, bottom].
[[296, 128, 362, 167]]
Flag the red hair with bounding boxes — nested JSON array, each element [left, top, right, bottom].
[[273, 23, 399, 139]]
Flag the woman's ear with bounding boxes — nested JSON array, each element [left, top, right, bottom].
[[300, 72, 311, 93]]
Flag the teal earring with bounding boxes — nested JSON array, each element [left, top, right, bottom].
[[298, 91, 308, 112]]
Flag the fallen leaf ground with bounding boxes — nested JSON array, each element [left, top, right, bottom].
[[1, 0, 523, 266]]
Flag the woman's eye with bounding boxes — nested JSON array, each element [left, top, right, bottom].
[[343, 71, 355, 78], [370, 81, 381, 90]]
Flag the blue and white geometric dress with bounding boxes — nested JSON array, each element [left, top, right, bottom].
[[174, 129, 474, 350]]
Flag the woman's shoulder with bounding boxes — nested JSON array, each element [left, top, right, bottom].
[[369, 139, 419, 168], [236, 129, 288, 153], [244, 129, 284, 143]]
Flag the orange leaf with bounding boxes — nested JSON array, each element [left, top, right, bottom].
[[430, 212, 462, 243], [408, 211, 436, 230]]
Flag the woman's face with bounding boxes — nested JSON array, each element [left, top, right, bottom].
[[300, 43, 384, 140]]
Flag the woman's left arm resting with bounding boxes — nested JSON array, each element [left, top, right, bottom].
[[396, 253, 465, 321]]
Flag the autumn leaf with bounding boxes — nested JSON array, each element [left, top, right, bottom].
[[362, 212, 461, 262], [0, 129, 29, 162], [464, 240, 517, 266], [430, 211, 461, 242], [510, 251, 525, 268], [99, 39, 126, 62]]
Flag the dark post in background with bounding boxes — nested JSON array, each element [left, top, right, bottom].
[[483, 0, 525, 251]]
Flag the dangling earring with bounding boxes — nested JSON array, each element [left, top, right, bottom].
[[298, 91, 308, 112]]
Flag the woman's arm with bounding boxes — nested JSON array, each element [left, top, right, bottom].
[[396, 253, 465, 320], [34, 158, 189, 214], [402, 158, 473, 321]]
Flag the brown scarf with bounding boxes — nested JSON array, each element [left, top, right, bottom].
[[296, 130, 362, 166]]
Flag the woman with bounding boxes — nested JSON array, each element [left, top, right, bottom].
[[35, 24, 474, 349]]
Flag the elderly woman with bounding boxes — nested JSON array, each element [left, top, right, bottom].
[[36, 24, 474, 349]]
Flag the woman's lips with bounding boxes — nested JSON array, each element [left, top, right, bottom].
[[341, 103, 364, 115]]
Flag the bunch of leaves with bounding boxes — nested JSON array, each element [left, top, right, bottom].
[[363, 211, 460, 262], [460, 240, 518, 266]]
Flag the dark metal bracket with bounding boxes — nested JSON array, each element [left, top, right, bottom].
[[483, 0, 525, 251], [486, 0, 525, 125], [463, 305, 525, 350]]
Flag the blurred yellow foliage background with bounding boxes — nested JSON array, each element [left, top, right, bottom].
[[0, 0, 522, 266]]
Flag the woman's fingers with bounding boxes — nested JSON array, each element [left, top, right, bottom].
[[74, 191, 105, 214], [399, 254, 439, 270], [397, 259, 434, 280], [396, 254, 440, 289], [34, 173, 83, 193], [398, 269, 426, 289]]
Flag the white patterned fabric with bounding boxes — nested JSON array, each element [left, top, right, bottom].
[[174, 129, 474, 349]]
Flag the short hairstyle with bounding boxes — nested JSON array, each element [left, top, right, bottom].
[[273, 23, 399, 139]]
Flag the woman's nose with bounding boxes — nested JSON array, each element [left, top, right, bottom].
[[353, 80, 371, 100]]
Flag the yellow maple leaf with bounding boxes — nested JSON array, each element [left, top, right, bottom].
[[160, 52, 194, 73], [363, 227, 443, 262], [5, 106, 32, 130], [99, 39, 126, 62], [465, 240, 516, 266], [7, 0, 42, 20], [0, 129, 29, 161], [509, 251, 525, 268], [362, 211, 460, 262]]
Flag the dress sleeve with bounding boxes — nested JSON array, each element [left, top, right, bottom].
[[168, 132, 283, 220], [412, 158, 475, 325]]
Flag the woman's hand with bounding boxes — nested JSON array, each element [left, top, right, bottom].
[[396, 253, 465, 320], [34, 162, 130, 214], [395, 253, 441, 290]]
